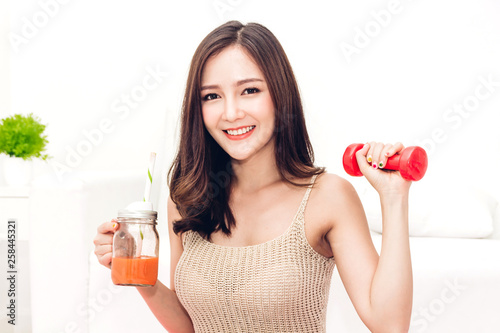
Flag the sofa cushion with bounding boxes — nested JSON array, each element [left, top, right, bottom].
[[364, 180, 498, 238]]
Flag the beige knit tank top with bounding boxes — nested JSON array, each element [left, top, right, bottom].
[[174, 175, 336, 332]]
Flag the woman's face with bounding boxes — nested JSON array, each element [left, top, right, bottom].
[[200, 45, 275, 162]]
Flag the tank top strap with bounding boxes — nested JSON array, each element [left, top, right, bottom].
[[295, 174, 318, 221], [182, 230, 195, 248]]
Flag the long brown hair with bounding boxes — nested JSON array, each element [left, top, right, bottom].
[[168, 21, 325, 239]]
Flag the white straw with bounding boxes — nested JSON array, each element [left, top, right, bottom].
[[143, 152, 156, 203]]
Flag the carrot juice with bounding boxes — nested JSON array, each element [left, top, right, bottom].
[[111, 256, 159, 286]]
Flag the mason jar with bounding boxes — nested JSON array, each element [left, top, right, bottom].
[[111, 209, 159, 287]]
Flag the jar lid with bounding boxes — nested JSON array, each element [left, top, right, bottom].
[[117, 209, 158, 221]]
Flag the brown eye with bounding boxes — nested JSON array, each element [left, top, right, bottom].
[[243, 88, 259, 95], [203, 93, 219, 101]]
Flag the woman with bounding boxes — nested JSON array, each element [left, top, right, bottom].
[[94, 21, 412, 332]]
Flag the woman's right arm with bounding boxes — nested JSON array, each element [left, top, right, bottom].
[[136, 197, 194, 332], [93, 197, 194, 333]]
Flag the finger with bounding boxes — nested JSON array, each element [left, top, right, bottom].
[[355, 143, 374, 175], [384, 142, 405, 158], [371, 142, 384, 169], [94, 244, 113, 256], [97, 220, 119, 235], [378, 143, 393, 169], [366, 142, 374, 164], [93, 233, 114, 247], [355, 143, 370, 162], [99, 252, 113, 269]]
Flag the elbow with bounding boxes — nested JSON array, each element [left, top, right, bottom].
[[363, 295, 413, 332], [387, 324, 410, 333], [365, 312, 411, 333], [370, 320, 410, 333], [368, 300, 413, 333]]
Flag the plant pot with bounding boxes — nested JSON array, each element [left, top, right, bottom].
[[3, 156, 33, 186]]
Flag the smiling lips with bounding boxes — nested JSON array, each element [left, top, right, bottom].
[[223, 125, 256, 140]]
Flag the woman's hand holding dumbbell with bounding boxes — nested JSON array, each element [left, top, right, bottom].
[[343, 142, 427, 197]]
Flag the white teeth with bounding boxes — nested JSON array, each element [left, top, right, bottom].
[[225, 126, 255, 136]]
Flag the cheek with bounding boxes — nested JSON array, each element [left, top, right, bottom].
[[254, 98, 275, 131], [202, 106, 219, 132]]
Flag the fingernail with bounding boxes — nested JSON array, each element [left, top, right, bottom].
[[372, 163, 378, 169], [385, 152, 390, 156], [112, 223, 117, 229], [367, 156, 372, 163], [379, 162, 384, 168]]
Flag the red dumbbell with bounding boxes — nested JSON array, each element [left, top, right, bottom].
[[342, 143, 428, 181]]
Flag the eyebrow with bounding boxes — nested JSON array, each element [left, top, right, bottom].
[[200, 78, 264, 91]]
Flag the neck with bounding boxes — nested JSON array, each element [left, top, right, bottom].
[[231, 145, 281, 193]]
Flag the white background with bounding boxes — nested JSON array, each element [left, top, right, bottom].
[[1, 0, 499, 199], [1, 1, 500, 332]]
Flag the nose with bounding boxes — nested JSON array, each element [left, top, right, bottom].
[[222, 96, 244, 122]]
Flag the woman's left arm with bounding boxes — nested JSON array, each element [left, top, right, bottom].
[[370, 189, 412, 329], [324, 142, 412, 333], [360, 141, 413, 329]]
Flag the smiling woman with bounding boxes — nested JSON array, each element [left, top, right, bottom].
[[169, 21, 323, 239], [223, 125, 256, 138], [94, 20, 414, 333], [200, 46, 275, 160]]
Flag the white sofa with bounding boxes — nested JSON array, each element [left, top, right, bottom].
[[28, 170, 500, 333]]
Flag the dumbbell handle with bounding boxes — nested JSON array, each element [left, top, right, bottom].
[[381, 152, 403, 171], [342, 143, 428, 181]]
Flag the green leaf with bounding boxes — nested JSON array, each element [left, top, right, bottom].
[[0, 113, 51, 160]]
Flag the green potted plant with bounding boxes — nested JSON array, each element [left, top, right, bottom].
[[0, 113, 50, 186]]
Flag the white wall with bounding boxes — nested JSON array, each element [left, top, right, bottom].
[[0, 0, 11, 113], [0, 0, 12, 187], [3, 1, 500, 332], [5, 0, 500, 199]]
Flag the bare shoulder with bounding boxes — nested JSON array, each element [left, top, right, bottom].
[[167, 196, 182, 221], [313, 172, 361, 211], [167, 195, 185, 290], [167, 196, 184, 244], [315, 172, 353, 192], [305, 172, 365, 257], [310, 173, 366, 231]]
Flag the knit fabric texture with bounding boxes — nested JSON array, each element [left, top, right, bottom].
[[175, 175, 336, 332]]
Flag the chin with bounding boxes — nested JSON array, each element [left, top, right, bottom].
[[214, 132, 275, 162], [225, 150, 255, 162]]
